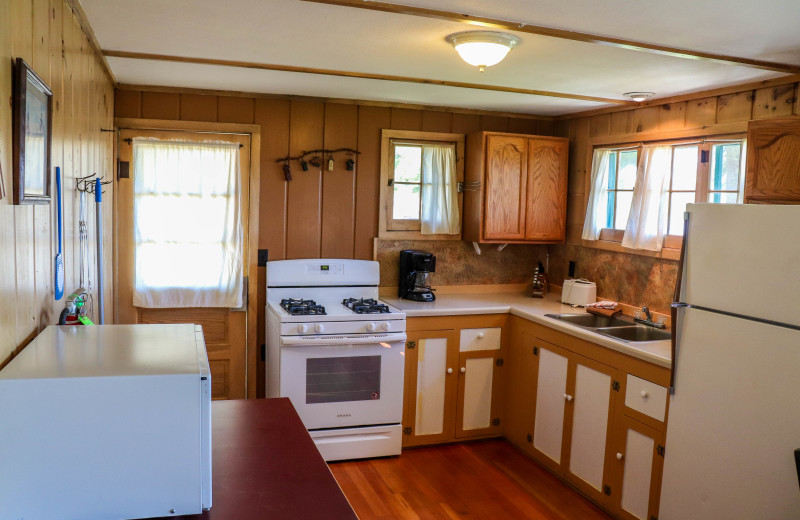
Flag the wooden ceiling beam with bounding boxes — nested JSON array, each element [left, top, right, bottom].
[[103, 50, 632, 105], [301, 0, 800, 75]]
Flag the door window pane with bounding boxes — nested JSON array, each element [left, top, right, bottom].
[[306, 356, 382, 404]]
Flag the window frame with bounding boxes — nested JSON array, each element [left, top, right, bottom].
[[379, 129, 465, 240], [586, 132, 746, 256]]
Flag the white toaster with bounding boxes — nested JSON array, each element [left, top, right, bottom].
[[561, 279, 597, 307]]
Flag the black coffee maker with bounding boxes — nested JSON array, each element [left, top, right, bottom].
[[399, 250, 436, 301]]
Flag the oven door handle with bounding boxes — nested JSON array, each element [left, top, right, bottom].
[[280, 333, 407, 346]]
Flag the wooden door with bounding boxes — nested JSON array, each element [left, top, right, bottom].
[[525, 137, 568, 241], [564, 354, 618, 507], [117, 129, 251, 400], [454, 349, 504, 438], [503, 324, 539, 454], [611, 415, 665, 520], [745, 117, 800, 203], [531, 339, 570, 474], [402, 329, 459, 447], [483, 135, 528, 240]]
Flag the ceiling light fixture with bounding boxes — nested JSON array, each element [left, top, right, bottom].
[[624, 91, 655, 102], [446, 31, 520, 72]]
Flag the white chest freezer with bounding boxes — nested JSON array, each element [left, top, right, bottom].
[[0, 324, 212, 520]]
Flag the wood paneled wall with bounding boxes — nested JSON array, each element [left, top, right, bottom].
[[550, 79, 800, 310], [114, 87, 553, 396], [0, 0, 115, 365]]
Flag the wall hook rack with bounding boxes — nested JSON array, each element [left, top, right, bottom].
[[76, 174, 112, 194]]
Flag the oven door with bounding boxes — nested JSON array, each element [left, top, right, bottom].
[[279, 335, 406, 430]]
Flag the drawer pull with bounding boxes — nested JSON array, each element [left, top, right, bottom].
[[641, 390, 649, 399], [477, 332, 485, 338]]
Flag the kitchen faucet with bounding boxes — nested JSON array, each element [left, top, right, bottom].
[[635, 305, 666, 329]]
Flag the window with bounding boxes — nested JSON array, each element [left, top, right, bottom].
[[584, 136, 746, 251], [379, 130, 465, 240], [605, 149, 638, 230]]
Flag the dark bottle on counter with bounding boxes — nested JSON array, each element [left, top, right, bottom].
[[532, 262, 548, 298]]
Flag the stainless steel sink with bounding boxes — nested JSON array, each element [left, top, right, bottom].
[[544, 313, 671, 343], [595, 326, 671, 342], [544, 313, 632, 329]]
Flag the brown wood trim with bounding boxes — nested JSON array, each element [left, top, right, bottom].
[[560, 76, 800, 120], [115, 117, 260, 134], [116, 83, 555, 121], [301, 0, 800, 75], [589, 124, 748, 147], [104, 50, 628, 105], [63, 0, 117, 85]]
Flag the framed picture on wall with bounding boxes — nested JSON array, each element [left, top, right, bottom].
[[12, 57, 52, 205]]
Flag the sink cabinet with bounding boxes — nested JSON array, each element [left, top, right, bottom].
[[506, 315, 671, 519], [403, 315, 506, 447]]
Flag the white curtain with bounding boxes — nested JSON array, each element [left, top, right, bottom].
[[132, 138, 243, 308], [621, 145, 672, 251], [581, 149, 611, 240], [420, 144, 460, 235]]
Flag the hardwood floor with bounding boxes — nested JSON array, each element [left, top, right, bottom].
[[328, 439, 613, 520]]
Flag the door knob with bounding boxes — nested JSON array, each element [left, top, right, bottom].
[[447, 368, 453, 374], [460, 367, 466, 373], [616, 452, 624, 460]]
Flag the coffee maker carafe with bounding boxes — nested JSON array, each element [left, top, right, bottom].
[[399, 250, 436, 301]]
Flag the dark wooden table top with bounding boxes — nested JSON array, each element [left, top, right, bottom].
[[176, 398, 357, 520]]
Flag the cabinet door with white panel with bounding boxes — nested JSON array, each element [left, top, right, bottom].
[[531, 339, 571, 473], [455, 327, 504, 438], [402, 329, 459, 447], [610, 415, 665, 520]]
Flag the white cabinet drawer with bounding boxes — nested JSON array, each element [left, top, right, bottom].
[[625, 375, 667, 422], [459, 328, 501, 352]]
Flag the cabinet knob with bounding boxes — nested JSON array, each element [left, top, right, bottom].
[[477, 332, 485, 339], [447, 368, 453, 374], [616, 452, 624, 460], [563, 394, 573, 402], [640, 390, 649, 399], [460, 367, 466, 373]]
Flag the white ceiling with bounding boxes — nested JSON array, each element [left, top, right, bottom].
[[80, 0, 800, 116]]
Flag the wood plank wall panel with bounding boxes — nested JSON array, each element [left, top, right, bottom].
[[354, 105, 391, 260], [422, 111, 452, 133], [286, 101, 324, 259], [320, 103, 357, 258], [255, 99, 290, 260], [141, 91, 180, 120], [0, 0, 114, 365], [390, 108, 422, 131], [181, 93, 217, 122]]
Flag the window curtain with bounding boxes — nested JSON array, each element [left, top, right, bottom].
[[420, 144, 460, 235], [581, 149, 611, 240], [132, 138, 243, 308], [621, 145, 672, 251]]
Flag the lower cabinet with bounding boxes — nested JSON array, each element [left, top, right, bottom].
[[506, 315, 670, 520], [403, 315, 506, 447]]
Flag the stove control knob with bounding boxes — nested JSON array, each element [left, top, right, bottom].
[[314, 323, 325, 333], [297, 324, 309, 334], [366, 322, 377, 332], [380, 322, 391, 331]]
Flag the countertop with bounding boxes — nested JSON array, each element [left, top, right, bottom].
[[174, 398, 357, 520], [383, 292, 671, 368]]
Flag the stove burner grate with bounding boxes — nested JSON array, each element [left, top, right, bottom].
[[280, 298, 326, 315], [342, 298, 390, 314]]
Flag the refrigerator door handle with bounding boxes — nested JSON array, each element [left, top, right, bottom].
[[669, 214, 690, 395]]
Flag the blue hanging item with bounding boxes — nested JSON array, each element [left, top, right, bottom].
[[54, 167, 64, 300], [95, 178, 104, 324]]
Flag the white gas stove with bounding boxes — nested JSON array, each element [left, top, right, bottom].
[[265, 259, 406, 461]]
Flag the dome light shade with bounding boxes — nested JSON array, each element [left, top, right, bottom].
[[624, 91, 655, 102], [446, 31, 520, 71]]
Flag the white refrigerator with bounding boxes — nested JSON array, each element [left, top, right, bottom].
[[0, 324, 212, 520], [659, 204, 800, 519]]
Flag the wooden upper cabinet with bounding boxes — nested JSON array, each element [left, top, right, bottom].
[[526, 138, 568, 241], [745, 117, 800, 204], [464, 132, 568, 243], [484, 135, 528, 240]]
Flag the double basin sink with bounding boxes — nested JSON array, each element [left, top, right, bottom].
[[543, 313, 671, 343]]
